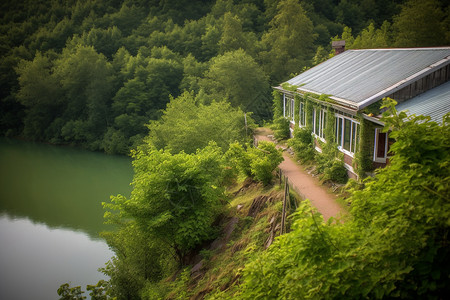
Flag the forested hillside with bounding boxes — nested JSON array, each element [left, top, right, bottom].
[[1, 0, 448, 154]]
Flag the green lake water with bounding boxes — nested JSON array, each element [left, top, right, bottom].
[[0, 138, 133, 299]]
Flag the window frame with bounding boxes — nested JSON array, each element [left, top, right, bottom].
[[312, 107, 327, 141], [283, 94, 295, 123], [290, 97, 295, 123], [335, 114, 360, 157], [299, 100, 306, 127], [373, 128, 393, 163]]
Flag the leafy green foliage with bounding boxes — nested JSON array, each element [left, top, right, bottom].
[[199, 49, 271, 122], [393, 0, 449, 47], [101, 140, 231, 298], [271, 91, 283, 120], [147, 91, 253, 154], [259, 0, 315, 83], [2, 0, 445, 152], [288, 127, 315, 163], [57, 283, 86, 300], [249, 141, 284, 185], [226, 141, 283, 185], [316, 108, 348, 184], [272, 117, 290, 140], [238, 100, 450, 298], [315, 143, 348, 184], [100, 223, 171, 300], [353, 115, 376, 178], [86, 280, 111, 300], [104, 141, 226, 263]]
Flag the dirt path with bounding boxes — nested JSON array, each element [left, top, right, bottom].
[[255, 128, 345, 221]]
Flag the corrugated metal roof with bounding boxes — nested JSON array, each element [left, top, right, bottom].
[[396, 81, 450, 124], [285, 48, 450, 110]]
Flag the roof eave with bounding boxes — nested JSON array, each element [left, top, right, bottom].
[[274, 86, 359, 114], [362, 113, 385, 126], [296, 87, 360, 110]]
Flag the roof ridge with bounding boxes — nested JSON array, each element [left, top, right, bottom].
[[348, 47, 450, 52]]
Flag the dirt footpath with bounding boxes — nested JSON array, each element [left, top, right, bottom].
[[255, 128, 345, 221]]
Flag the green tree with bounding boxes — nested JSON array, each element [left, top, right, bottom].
[[106, 46, 184, 153], [105, 142, 226, 266], [218, 12, 256, 55], [100, 220, 170, 300], [200, 49, 271, 122], [80, 26, 123, 59], [332, 26, 355, 49], [393, 0, 448, 47], [352, 21, 393, 49], [259, 0, 316, 83], [334, 0, 364, 32], [53, 45, 114, 148], [147, 91, 253, 154], [15, 51, 63, 140], [179, 53, 208, 93]]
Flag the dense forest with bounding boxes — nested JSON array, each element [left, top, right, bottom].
[[1, 1, 449, 299], [1, 0, 449, 154]]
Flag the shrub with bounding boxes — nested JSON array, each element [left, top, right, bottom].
[[272, 116, 290, 140], [322, 158, 348, 183], [248, 141, 284, 185], [225, 141, 283, 185], [288, 127, 315, 162]]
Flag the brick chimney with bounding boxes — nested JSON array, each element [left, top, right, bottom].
[[332, 40, 346, 55]]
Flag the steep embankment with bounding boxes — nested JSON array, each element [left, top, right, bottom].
[[155, 178, 297, 299]]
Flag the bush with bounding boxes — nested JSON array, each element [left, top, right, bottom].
[[288, 127, 314, 162], [323, 159, 348, 183], [249, 142, 284, 185], [272, 116, 290, 140], [225, 141, 283, 185], [315, 148, 348, 184]]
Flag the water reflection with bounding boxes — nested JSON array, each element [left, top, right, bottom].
[[0, 214, 114, 300], [0, 138, 133, 299], [0, 137, 133, 238]]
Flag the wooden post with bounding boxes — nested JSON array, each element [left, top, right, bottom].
[[287, 183, 291, 211], [281, 176, 288, 235]]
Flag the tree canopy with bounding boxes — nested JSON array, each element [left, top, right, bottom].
[[2, 0, 448, 154]]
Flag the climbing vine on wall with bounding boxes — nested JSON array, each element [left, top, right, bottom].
[[294, 94, 300, 125], [315, 105, 348, 183], [354, 113, 375, 179], [305, 95, 314, 133], [272, 90, 283, 119]]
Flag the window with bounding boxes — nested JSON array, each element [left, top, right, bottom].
[[335, 115, 359, 156], [313, 108, 327, 139], [299, 101, 306, 127], [290, 98, 295, 122], [283, 95, 294, 122], [373, 128, 393, 163]]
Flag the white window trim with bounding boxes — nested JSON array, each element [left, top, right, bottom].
[[299, 101, 306, 128], [312, 108, 327, 142], [290, 98, 295, 124], [335, 114, 360, 158], [283, 94, 295, 124]]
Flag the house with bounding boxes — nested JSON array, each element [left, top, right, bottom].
[[275, 47, 450, 179]]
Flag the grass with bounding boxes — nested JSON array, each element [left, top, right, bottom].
[[151, 177, 292, 300]]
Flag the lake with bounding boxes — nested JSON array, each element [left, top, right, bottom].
[[0, 138, 133, 299]]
